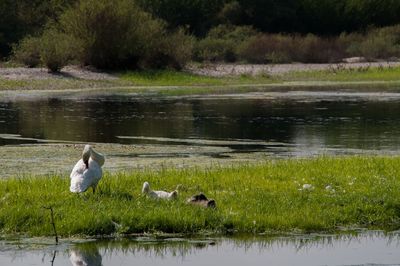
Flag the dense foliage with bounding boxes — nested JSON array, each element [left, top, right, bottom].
[[58, 0, 192, 69], [12, 0, 193, 71], [0, 0, 74, 57], [3, 0, 400, 69], [138, 0, 400, 35]]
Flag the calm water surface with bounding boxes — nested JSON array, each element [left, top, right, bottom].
[[1, 92, 400, 156], [1, 92, 400, 265], [1, 232, 399, 266]]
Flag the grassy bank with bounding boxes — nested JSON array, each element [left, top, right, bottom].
[[2, 65, 400, 94], [119, 69, 274, 86], [284, 65, 400, 82], [1, 156, 399, 237]]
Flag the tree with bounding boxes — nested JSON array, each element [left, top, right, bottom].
[[0, 0, 75, 58], [137, 0, 224, 36]]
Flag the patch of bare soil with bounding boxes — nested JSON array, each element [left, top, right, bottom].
[[0, 65, 117, 80], [186, 62, 400, 77]]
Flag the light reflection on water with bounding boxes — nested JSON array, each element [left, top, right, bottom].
[[1, 232, 399, 266], [2, 92, 400, 157]]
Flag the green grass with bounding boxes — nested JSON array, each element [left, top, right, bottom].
[[1, 156, 400, 237], [2, 65, 400, 94], [118, 69, 275, 86], [0, 79, 31, 90], [0, 77, 128, 91], [284, 65, 400, 82]]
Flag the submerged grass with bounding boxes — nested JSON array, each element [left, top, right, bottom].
[[1, 156, 400, 237]]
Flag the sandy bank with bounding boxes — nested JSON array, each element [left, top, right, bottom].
[[186, 62, 400, 77]]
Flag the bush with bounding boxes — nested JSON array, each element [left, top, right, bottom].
[[193, 25, 258, 62], [217, 1, 243, 25], [58, 0, 192, 70], [292, 34, 344, 63], [140, 28, 194, 69], [237, 33, 349, 64], [238, 34, 294, 64], [158, 29, 194, 69], [358, 25, 400, 59], [12, 36, 41, 67], [39, 28, 77, 72], [207, 24, 258, 41], [194, 38, 236, 62]]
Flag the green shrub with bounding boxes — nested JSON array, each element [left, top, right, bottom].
[[194, 38, 236, 62], [358, 25, 400, 59], [238, 34, 294, 64], [12, 36, 41, 67], [59, 0, 155, 69], [237, 33, 347, 64], [159, 29, 194, 69], [337, 32, 363, 57], [56, 0, 192, 70], [217, 1, 243, 25], [194, 25, 258, 62], [139, 28, 193, 69], [207, 24, 258, 42], [39, 28, 77, 72]]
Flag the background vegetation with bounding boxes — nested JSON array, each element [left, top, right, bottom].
[[2, 0, 400, 71]]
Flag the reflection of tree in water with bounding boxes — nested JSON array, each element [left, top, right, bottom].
[[69, 246, 102, 266], [5, 96, 400, 153]]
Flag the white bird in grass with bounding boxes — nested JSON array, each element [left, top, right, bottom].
[[142, 181, 178, 200], [70, 145, 105, 194]]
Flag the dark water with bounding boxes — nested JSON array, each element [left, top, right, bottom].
[[1, 232, 399, 266], [2, 92, 400, 155]]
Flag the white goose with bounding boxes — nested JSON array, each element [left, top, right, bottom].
[[142, 182, 177, 200], [70, 145, 105, 194]]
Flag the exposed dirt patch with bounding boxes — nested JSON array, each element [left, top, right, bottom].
[[186, 62, 400, 77], [0, 66, 118, 80]]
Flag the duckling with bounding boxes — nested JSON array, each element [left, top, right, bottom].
[[187, 193, 216, 208], [142, 182, 178, 200]]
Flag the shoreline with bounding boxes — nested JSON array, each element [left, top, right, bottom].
[[187, 61, 400, 77], [2, 80, 400, 101], [2, 62, 400, 81], [1, 62, 400, 96]]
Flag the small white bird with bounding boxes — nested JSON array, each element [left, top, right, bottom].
[[302, 184, 313, 190], [70, 145, 105, 194], [142, 181, 177, 200]]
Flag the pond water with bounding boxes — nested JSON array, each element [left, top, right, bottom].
[[0, 232, 399, 266], [1, 92, 400, 264], [2, 91, 400, 156]]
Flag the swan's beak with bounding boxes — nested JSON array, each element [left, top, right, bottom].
[[84, 160, 89, 169]]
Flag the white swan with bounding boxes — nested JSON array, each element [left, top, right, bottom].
[[142, 181, 177, 200], [70, 145, 105, 193]]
